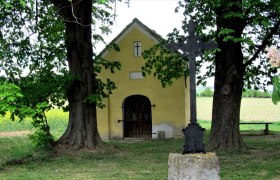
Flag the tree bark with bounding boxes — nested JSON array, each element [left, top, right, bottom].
[[208, 42, 245, 150], [208, 0, 246, 150], [51, 0, 102, 149]]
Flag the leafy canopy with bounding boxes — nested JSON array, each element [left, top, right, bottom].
[[143, 0, 280, 90], [0, 0, 121, 146], [142, 41, 188, 87], [0, 0, 121, 110]]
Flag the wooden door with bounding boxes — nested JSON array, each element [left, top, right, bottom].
[[123, 95, 152, 139]]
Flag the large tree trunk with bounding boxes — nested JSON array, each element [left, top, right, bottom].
[[51, 0, 102, 149], [208, 0, 246, 150], [208, 42, 245, 150]]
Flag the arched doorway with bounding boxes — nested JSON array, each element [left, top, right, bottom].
[[123, 95, 152, 139]]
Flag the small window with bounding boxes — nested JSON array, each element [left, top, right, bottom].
[[129, 72, 144, 79], [133, 41, 141, 56]]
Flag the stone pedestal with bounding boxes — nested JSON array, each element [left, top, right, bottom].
[[168, 153, 220, 180]]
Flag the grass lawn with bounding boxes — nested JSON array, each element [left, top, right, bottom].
[[0, 134, 280, 179], [0, 97, 280, 179]]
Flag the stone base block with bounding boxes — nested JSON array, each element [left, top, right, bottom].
[[168, 153, 220, 180]]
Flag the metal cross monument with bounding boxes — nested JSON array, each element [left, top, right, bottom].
[[166, 19, 217, 154]]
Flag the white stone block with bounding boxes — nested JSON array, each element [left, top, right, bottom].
[[152, 124, 173, 139], [168, 153, 220, 180]]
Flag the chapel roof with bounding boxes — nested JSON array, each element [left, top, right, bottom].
[[98, 18, 164, 56]]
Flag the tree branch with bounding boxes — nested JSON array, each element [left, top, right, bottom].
[[49, 0, 69, 10], [49, 0, 90, 26], [49, 0, 70, 18], [244, 20, 280, 67]]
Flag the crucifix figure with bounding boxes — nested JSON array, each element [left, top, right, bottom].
[[166, 19, 217, 154]]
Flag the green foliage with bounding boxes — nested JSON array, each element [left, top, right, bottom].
[[200, 87, 214, 97], [92, 56, 121, 108], [146, 0, 280, 89], [0, 83, 23, 117], [142, 40, 188, 87], [28, 102, 54, 149], [0, 0, 121, 109], [0, 0, 122, 147], [0, 1, 66, 79], [0, 109, 69, 139], [272, 76, 280, 104], [242, 89, 271, 98], [28, 129, 54, 150], [97, 0, 109, 4], [0, 81, 54, 148]]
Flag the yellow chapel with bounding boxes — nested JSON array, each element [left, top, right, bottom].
[[97, 18, 190, 140]]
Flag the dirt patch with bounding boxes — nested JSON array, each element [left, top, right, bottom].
[[242, 133, 280, 140], [53, 143, 121, 157], [0, 131, 30, 137]]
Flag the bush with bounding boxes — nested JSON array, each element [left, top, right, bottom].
[[242, 89, 271, 98], [29, 129, 54, 150], [200, 87, 214, 97]]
